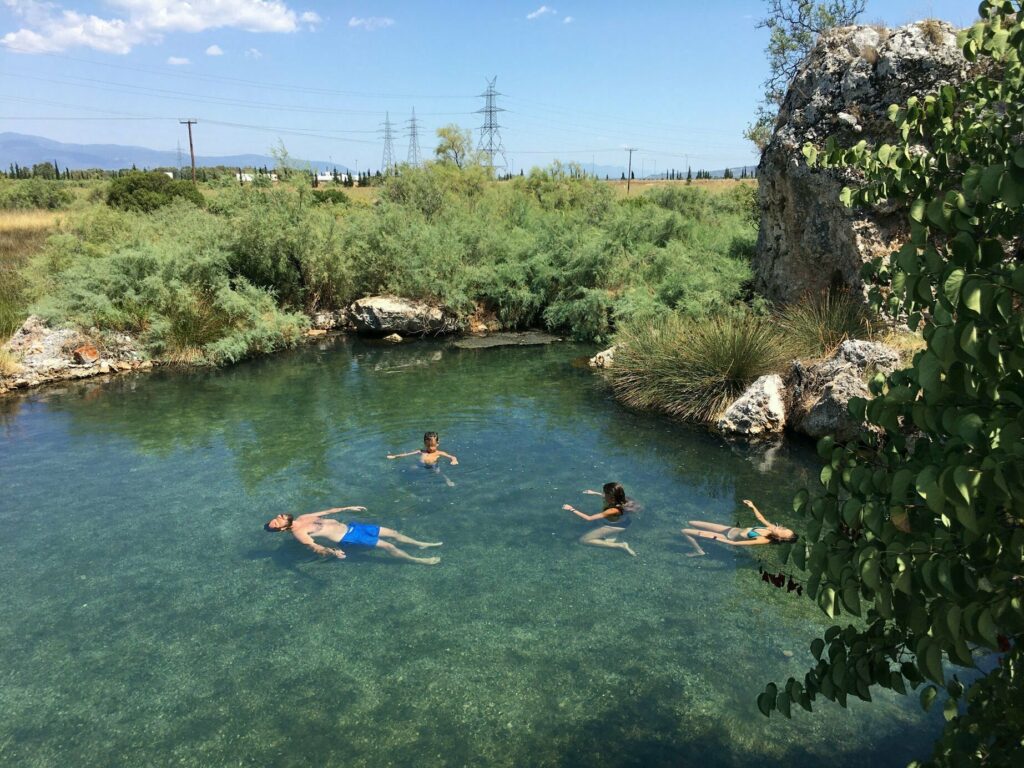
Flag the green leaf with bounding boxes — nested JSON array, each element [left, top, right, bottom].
[[1015, 146, 1024, 169], [944, 696, 958, 721], [777, 690, 792, 718], [961, 279, 983, 314], [920, 684, 938, 711], [811, 638, 825, 660], [943, 269, 965, 305], [977, 608, 999, 647], [758, 683, 778, 716], [924, 641, 945, 684]]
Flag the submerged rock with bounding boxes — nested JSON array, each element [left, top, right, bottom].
[[349, 296, 461, 336], [717, 374, 787, 436], [790, 340, 900, 440], [452, 331, 559, 349], [383, 333, 404, 343], [588, 346, 616, 369], [755, 20, 968, 302]]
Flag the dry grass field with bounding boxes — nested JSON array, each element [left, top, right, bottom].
[[607, 178, 757, 197]]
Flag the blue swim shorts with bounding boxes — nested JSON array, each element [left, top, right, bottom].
[[340, 523, 381, 548]]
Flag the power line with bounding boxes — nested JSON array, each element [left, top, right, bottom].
[[476, 76, 507, 173]]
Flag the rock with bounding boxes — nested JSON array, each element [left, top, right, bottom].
[[310, 309, 349, 331], [717, 374, 787, 436], [452, 332, 559, 350], [305, 328, 328, 338], [755, 21, 969, 303], [466, 303, 503, 335], [790, 340, 900, 440], [588, 346, 616, 369], [137, 360, 153, 370], [73, 345, 100, 365], [98, 361, 110, 374], [348, 296, 460, 336], [382, 333, 404, 343]]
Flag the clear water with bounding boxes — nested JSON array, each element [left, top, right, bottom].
[[0, 338, 938, 767]]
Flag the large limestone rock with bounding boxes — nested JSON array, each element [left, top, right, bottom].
[[588, 346, 616, 369], [717, 374, 787, 437], [790, 340, 900, 440], [348, 296, 460, 336], [755, 21, 969, 303]]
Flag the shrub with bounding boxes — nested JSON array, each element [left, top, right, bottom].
[[609, 312, 794, 422], [775, 289, 872, 358], [311, 188, 350, 206], [0, 179, 73, 210], [106, 172, 204, 213]]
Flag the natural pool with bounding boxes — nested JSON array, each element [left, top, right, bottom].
[[0, 338, 939, 767]]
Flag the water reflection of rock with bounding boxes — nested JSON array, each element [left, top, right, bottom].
[[351, 344, 446, 373]]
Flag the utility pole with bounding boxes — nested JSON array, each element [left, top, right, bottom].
[[381, 112, 395, 174], [406, 107, 422, 167], [179, 119, 197, 183], [625, 147, 636, 193], [476, 76, 508, 173]]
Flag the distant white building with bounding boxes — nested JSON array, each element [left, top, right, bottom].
[[163, 171, 174, 179], [235, 172, 254, 183], [315, 170, 348, 184]]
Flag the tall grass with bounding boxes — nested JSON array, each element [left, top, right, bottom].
[[775, 290, 872, 358], [0, 210, 61, 340], [609, 313, 795, 423]]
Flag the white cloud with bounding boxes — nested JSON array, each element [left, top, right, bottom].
[[244, 46, 262, 58], [563, 16, 573, 24], [348, 16, 394, 31], [526, 5, 556, 20], [166, 55, 189, 64], [300, 10, 319, 23], [205, 43, 224, 55], [2, 0, 310, 54]]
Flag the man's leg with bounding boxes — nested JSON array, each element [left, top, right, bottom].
[[376, 539, 440, 565], [378, 528, 442, 549]]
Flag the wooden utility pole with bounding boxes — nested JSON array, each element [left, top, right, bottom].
[[179, 119, 197, 183], [625, 147, 636, 193]]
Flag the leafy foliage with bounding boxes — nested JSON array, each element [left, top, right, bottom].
[[106, 172, 205, 213], [767, 4, 1024, 765], [0, 178, 73, 210]]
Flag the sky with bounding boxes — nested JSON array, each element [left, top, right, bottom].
[[0, 1, 980, 173]]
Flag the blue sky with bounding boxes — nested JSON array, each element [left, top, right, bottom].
[[0, 1, 979, 172]]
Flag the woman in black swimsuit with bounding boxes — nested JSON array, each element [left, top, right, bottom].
[[563, 482, 638, 557]]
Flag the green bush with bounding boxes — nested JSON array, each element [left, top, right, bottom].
[[609, 312, 794, 422], [0, 179, 73, 210], [311, 188, 350, 206], [106, 172, 204, 213]]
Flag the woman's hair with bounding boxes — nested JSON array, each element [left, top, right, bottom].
[[603, 482, 628, 508], [766, 528, 798, 544]]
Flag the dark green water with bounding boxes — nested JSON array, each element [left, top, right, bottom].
[[0, 338, 938, 767]]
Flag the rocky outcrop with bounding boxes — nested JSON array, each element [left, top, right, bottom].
[[588, 346, 616, 369], [348, 296, 461, 336], [716, 374, 787, 436], [755, 21, 969, 303], [310, 309, 350, 331], [1, 316, 150, 394], [789, 340, 900, 440]]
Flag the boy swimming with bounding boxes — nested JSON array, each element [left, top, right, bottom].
[[387, 431, 459, 467]]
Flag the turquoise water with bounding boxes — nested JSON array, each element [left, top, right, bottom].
[[0, 338, 938, 767]]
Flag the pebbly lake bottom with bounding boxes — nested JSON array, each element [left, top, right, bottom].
[[0, 337, 940, 767]]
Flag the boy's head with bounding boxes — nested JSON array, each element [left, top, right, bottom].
[[423, 431, 439, 451]]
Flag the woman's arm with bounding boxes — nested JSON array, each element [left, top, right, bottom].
[[562, 504, 617, 522], [742, 499, 771, 527], [582, 489, 602, 496]]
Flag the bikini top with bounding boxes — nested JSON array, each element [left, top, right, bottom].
[[747, 526, 769, 539]]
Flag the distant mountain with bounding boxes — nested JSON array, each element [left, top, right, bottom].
[[0, 132, 345, 173]]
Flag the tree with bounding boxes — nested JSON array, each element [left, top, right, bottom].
[[762, 4, 1024, 765], [434, 124, 474, 168], [746, 0, 866, 154], [270, 139, 294, 180]]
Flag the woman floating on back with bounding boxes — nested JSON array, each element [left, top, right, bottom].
[[681, 499, 797, 556], [563, 482, 638, 557]]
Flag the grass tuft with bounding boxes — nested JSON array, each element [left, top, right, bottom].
[[609, 312, 795, 423], [775, 290, 872, 359], [0, 350, 22, 377]]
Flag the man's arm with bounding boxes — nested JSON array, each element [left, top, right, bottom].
[[292, 529, 346, 559], [387, 450, 421, 459]]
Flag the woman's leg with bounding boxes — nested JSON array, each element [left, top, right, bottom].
[[379, 528, 442, 548], [681, 528, 730, 549], [681, 531, 706, 557], [687, 520, 732, 533], [580, 526, 636, 556]]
